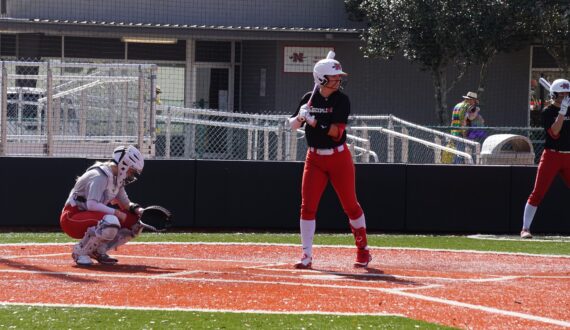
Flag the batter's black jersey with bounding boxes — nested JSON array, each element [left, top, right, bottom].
[[292, 90, 350, 148], [542, 103, 570, 151]]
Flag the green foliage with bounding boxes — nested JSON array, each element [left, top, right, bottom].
[[345, 0, 536, 123], [538, 1, 570, 76]]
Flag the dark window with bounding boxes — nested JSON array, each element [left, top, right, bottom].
[[0, 34, 16, 57], [195, 41, 231, 62], [39, 36, 62, 58], [127, 40, 186, 61], [1, 0, 6, 15], [532, 46, 558, 69], [64, 37, 124, 59], [234, 65, 240, 111], [235, 42, 241, 63]]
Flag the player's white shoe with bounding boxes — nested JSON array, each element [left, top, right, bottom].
[[294, 254, 312, 269], [520, 229, 533, 239], [74, 255, 93, 266]]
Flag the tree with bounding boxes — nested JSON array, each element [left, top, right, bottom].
[[462, 1, 536, 101], [346, 0, 536, 123], [347, 0, 475, 124], [538, 2, 570, 77]]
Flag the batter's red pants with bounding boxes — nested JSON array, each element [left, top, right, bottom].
[[301, 144, 364, 220], [60, 205, 139, 239], [528, 149, 570, 206]]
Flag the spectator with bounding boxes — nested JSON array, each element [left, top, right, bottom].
[[449, 91, 480, 163], [465, 104, 486, 141]]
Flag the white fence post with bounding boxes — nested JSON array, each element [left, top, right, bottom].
[[137, 65, 144, 149], [0, 62, 6, 156], [46, 63, 54, 156]]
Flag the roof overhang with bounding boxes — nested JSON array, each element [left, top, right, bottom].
[[0, 18, 363, 41]]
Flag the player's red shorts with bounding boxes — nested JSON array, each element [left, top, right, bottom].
[[60, 204, 139, 239]]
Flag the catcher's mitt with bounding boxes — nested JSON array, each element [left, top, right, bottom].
[[138, 205, 172, 232]]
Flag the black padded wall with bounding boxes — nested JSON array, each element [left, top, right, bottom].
[[1, 157, 569, 234]]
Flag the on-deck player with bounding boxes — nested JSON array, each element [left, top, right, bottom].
[[60, 145, 146, 265], [521, 79, 570, 239], [288, 56, 372, 269]]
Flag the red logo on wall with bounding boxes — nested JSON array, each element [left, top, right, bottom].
[[290, 53, 306, 62]]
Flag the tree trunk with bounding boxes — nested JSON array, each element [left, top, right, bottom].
[[477, 50, 497, 103], [432, 69, 449, 125]]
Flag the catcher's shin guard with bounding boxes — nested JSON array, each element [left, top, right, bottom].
[[106, 223, 143, 251]]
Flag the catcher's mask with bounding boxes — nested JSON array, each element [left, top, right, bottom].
[[113, 145, 144, 186]]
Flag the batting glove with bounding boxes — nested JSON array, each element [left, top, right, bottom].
[[298, 104, 310, 121], [560, 96, 570, 116], [305, 113, 316, 127]]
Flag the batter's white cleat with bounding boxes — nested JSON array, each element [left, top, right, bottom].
[[74, 255, 93, 266], [520, 229, 533, 239], [294, 254, 312, 269], [354, 248, 372, 268]]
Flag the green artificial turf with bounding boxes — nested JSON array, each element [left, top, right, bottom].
[[0, 232, 568, 255], [0, 305, 455, 329]]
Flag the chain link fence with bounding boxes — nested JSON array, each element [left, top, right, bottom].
[[0, 61, 546, 164], [0, 61, 157, 158]]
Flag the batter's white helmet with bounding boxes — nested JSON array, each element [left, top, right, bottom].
[[313, 58, 347, 86], [550, 79, 570, 95], [113, 145, 144, 185]]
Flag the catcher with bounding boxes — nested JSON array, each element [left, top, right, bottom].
[[59, 145, 171, 266]]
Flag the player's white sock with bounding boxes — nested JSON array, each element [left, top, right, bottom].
[[523, 203, 537, 230], [349, 213, 366, 229], [300, 219, 316, 258]]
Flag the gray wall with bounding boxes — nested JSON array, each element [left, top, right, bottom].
[[272, 41, 531, 125], [8, 0, 365, 29], [241, 40, 277, 113]]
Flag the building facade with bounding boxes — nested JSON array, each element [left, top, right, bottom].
[[0, 0, 540, 126]]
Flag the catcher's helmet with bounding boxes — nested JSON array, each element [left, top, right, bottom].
[[550, 79, 570, 95], [113, 145, 144, 185], [313, 58, 347, 86]]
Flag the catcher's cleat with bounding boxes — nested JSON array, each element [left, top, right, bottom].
[[294, 254, 312, 269], [354, 248, 372, 268], [520, 229, 533, 239], [74, 254, 93, 266], [91, 252, 118, 265]]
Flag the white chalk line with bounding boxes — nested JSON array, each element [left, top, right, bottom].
[[2, 243, 570, 327], [1, 241, 570, 259], [0, 268, 569, 327]]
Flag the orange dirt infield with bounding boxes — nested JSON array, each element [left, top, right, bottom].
[[1, 242, 570, 329]]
